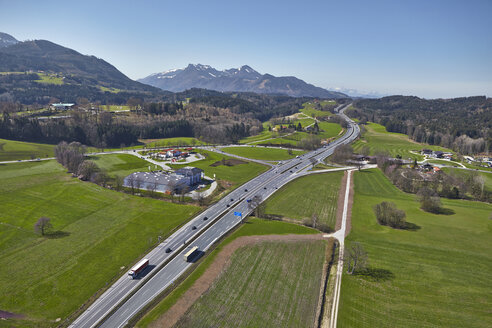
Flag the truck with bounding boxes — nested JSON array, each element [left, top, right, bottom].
[[128, 258, 149, 279], [184, 246, 199, 262]]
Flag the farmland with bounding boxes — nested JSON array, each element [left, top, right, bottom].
[[173, 240, 327, 328], [0, 160, 199, 327], [300, 101, 335, 118], [0, 138, 55, 161], [338, 169, 492, 328], [221, 146, 305, 161], [351, 122, 451, 160], [265, 171, 343, 230], [136, 218, 319, 328]]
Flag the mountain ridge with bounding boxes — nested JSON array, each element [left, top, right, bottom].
[[139, 64, 347, 98]]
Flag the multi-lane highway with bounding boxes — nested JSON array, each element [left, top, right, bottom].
[[70, 104, 359, 328]]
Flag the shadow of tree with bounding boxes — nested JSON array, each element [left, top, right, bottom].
[[403, 221, 421, 231], [45, 230, 71, 239], [354, 267, 394, 282], [438, 207, 455, 215]]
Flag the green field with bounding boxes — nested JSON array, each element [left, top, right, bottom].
[[0, 138, 55, 161], [0, 160, 199, 327], [352, 122, 452, 160], [265, 171, 343, 229], [338, 169, 492, 328], [174, 240, 327, 328], [35, 73, 64, 85], [300, 101, 335, 118], [89, 153, 153, 177], [221, 146, 305, 161], [170, 150, 268, 187], [136, 218, 318, 327]]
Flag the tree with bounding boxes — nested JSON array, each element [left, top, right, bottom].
[[287, 148, 293, 156], [114, 175, 124, 191], [345, 242, 368, 274], [34, 217, 53, 236], [127, 174, 136, 195], [417, 187, 442, 213], [373, 201, 406, 228], [248, 195, 264, 217], [77, 160, 99, 181]]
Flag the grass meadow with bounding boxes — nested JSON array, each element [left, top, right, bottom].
[[352, 122, 451, 160], [221, 146, 305, 161], [338, 169, 492, 328], [265, 171, 343, 230], [0, 160, 199, 327], [89, 153, 153, 177], [0, 138, 55, 161]]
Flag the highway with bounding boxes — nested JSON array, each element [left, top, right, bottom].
[[70, 104, 359, 328]]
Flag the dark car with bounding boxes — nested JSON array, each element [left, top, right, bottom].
[[244, 189, 248, 192], [226, 204, 230, 207], [264, 187, 267, 190], [203, 216, 208, 221], [191, 226, 197, 230], [230, 198, 234, 201], [165, 247, 172, 253]]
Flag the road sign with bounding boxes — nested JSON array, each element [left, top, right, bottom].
[[234, 211, 242, 217]]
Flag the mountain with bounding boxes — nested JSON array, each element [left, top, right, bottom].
[[0, 32, 18, 48], [139, 64, 348, 98], [0, 36, 157, 92]]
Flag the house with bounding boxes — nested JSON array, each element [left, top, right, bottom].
[[172, 150, 182, 157], [433, 151, 444, 158], [421, 149, 432, 155], [175, 167, 203, 185], [421, 163, 434, 171], [51, 103, 74, 110]]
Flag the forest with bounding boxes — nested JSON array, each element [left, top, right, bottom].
[[347, 96, 492, 154]]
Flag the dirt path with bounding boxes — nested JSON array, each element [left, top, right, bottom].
[[150, 233, 326, 328], [334, 170, 354, 236]]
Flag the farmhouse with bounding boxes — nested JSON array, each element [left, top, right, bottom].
[[51, 103, 74, 110], [175, 167, 203, 184]]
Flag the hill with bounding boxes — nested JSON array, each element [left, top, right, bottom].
[[0, 32, 18, 48], [139, 64, 347, 98]]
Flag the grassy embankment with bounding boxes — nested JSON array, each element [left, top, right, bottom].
[[338, 169, 492, 328], [0, 138, 55, 161], [0, 160, 199, 327], [351, 122, 452, 160], [441, 167, 492, 193], [264, 171, 343, 230], [220, 146, 306, 161], [136, 218, 320, 327], [300, 100, 335, 118]]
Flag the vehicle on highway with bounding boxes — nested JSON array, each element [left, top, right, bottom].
[[165, 247, 172, 253], [184, 246, 199, 262], [128, 258, 149, 279], [191, 225, 197, 230], [203, 216, 208, 221]]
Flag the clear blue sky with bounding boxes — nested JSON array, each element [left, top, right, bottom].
[[1, 0, 491, 98]]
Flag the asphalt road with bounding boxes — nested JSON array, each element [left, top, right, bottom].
[[69, 104, 360, 328]]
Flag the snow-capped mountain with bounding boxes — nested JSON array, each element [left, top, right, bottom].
[[139, 64, 347, 98], [0, 32, 19, 49]]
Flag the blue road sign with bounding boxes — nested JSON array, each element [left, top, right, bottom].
[[234, 211, 242, 217]]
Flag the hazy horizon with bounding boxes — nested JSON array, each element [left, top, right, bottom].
[[1, 0, 491, 98]]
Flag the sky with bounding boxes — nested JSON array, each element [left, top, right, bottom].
[[0, 0, 491, 98]]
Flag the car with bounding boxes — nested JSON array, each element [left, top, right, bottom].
[[226, 204, 230, 207], [191, 226, 197, 230], [203, 216, 208, 221], [289, 170, 293, 173], [244, 189, 248, 192], [263, 187, 267, 190], [230, 198, 234, 201], [165, 247, 172, 253], [246, 199, 252, 203]]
